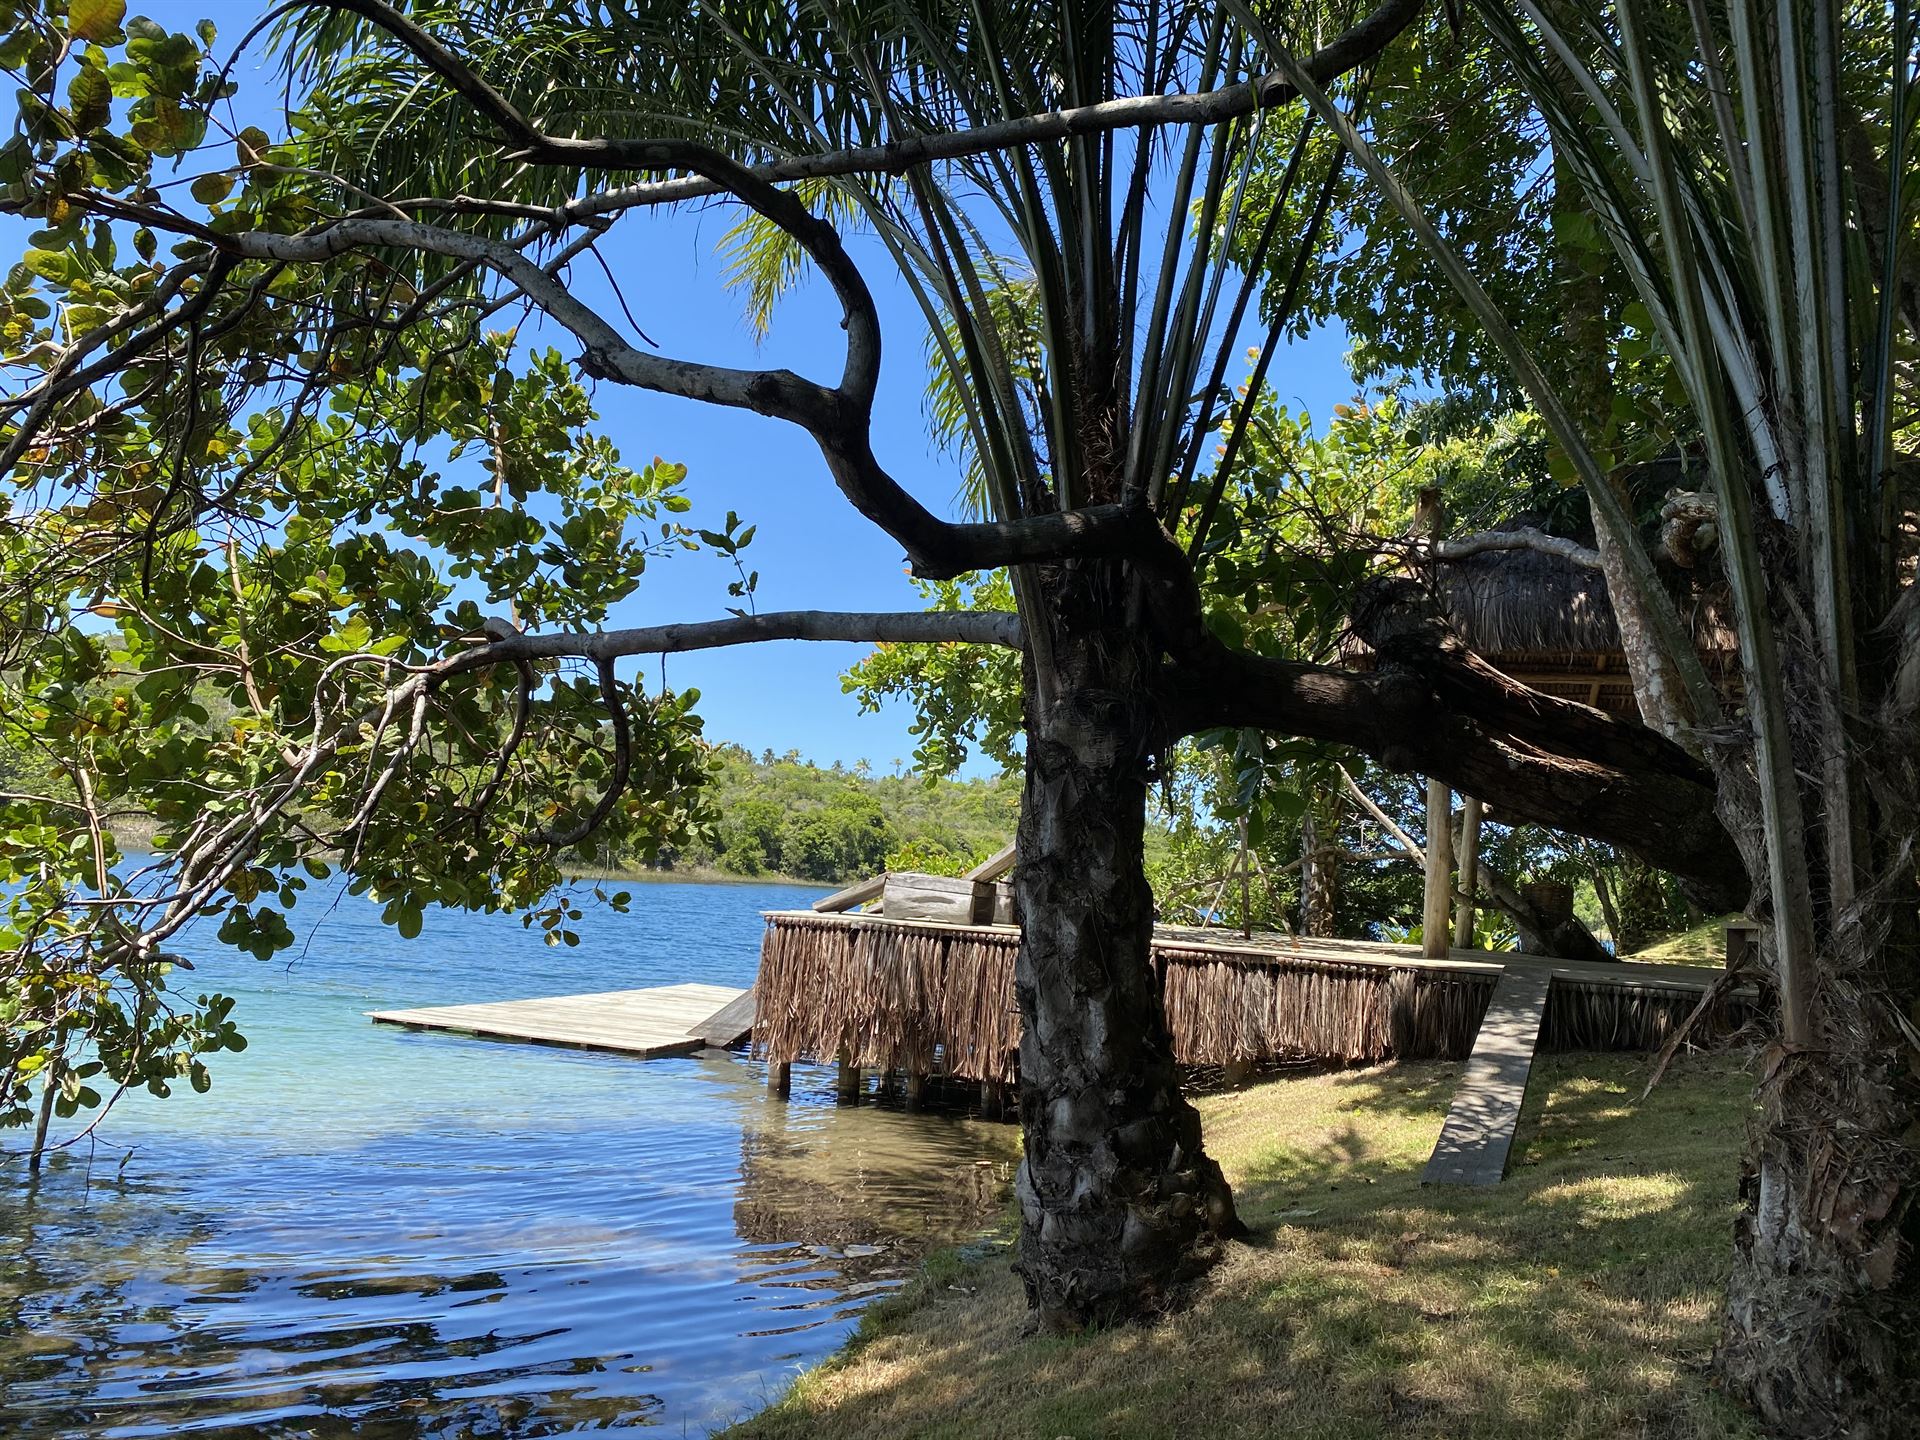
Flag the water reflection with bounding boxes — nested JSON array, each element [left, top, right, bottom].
[[0, 882, 1017, 1437]]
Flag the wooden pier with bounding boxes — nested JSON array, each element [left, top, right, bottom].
[[369, 981, 750, 1059]]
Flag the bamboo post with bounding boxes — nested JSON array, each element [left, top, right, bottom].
[[1454, 795, 1483, 948], [1419, 488, 1455, 961], [1423, 780, 1454, 958]]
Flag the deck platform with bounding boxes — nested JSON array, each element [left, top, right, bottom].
[[754, 909, 1755, 1182], [369, 981, 747, 1059]]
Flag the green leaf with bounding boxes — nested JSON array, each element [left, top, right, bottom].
[[21, 250, 69, 283], [189, 171, 234, 206], [70, 0, 127, 44]]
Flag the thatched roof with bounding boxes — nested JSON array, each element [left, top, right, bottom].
[[1428, 546, 1622, 659], [1344, 540, 1740, 721]]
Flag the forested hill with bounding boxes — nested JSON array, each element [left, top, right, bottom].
[[653, 745, 1020, 885]]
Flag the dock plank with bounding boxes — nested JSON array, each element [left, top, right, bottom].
[[687, 985, 756, 1048], [1422, 969, 1553, 1186], [369, 981, 746, 1060]]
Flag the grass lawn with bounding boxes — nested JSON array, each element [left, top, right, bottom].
[[1625, 917, 1744, 967], [727, 1051, 1762, 1440]]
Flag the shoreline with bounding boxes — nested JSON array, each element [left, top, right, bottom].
[[721, 1052, 1757, 1440], [105, 825, 836, 894], [561, 863, 835, 890]]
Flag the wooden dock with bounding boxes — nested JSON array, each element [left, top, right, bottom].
[[369, 981, 748, 1059], [753, 909, 1754, 1183]]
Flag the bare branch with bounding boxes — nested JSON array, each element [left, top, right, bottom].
[[1430, 527, 1602, 568], [1337, 764, 1425, 861], [436, 609, 1022, 680]]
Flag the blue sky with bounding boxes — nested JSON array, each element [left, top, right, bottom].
[[157, 5, 1366, 771]]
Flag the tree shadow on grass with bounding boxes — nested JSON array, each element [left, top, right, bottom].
[[728, 1051, 1762, 1440]]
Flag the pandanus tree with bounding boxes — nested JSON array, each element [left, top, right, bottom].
[[0, 0, 1909, 1426], [1258, 1, 1920, 1430]]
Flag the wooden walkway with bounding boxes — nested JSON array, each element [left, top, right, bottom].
[[369, 981, 748, 1059], [1422, 968, 1553, 1186]]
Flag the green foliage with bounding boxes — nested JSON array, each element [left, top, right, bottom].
[[842, 571, 1023, 778], [0, 260, 721, 1135], [670, 746, 1019, 884]]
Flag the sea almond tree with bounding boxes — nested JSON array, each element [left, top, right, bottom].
[[0, 1, 1909, 1429]]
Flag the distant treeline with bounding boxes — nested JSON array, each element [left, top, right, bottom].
[[650, 745, 1019, 884]]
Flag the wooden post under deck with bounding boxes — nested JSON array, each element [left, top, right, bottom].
[[1423, 779, 1454, 959], [1454, 796, 1483, 948], [835, 1053, 862, 1102]]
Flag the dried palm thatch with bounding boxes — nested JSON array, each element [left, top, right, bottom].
[[753, 915, 1754, 1081], [1538, 978, 1746, 1051], [1157, 953, 1492, 1062], [754, 914, 1021, 1082], [1338, 538, 1743, 719], [1432, 545, 1624, 659]]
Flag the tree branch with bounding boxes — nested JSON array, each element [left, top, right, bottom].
[[1430, 527, 1601, 568], [307, 0, 1424, 209], [1166, 627, 1745, 905], [434, 609, 1023, 681]]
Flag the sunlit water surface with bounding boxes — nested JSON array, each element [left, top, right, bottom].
[[0, 880, 1017, 1436]]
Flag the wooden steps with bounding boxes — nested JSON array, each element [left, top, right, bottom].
[[369, 981, 747, 1060]]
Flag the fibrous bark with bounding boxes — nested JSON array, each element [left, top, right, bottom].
[[1717, 921, 1920, 1437], [1013, 560, 1243, 1327]]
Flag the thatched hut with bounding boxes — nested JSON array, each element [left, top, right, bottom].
[[1416, 539, 1740, 721], [1338, 532, 1740, 959]]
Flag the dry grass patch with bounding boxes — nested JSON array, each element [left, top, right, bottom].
[[726, 1051, 1761, 1440]]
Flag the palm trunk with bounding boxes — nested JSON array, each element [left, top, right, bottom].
[[1453, 795, 1482, 948], [1013, 563, 1242, 1328], [1717, 916, 1920, 1436]]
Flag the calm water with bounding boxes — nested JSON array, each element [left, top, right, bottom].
[[0, 880, 1017, 1437]]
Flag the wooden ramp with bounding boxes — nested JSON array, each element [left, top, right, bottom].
[[1422, 968, 1553, 1186], [369, 981, 747, 1060]]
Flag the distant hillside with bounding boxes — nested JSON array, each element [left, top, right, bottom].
[[657, 745, 1020, 884]]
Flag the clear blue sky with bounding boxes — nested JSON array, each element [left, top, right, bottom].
[[161, 6, 1366, 771]]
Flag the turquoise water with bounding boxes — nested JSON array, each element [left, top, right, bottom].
[[0, 880, 1016, 1436]]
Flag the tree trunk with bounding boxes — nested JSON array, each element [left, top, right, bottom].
[[1013, 563, 1243, 1328], [1300, 802, 1338, 937], [1717, 917, 1920, 1437]]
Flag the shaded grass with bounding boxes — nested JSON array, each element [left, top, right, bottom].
[[726, 1052, 1760, 1440]]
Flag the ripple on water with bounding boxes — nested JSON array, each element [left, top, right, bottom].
[[0, 881, 1017, 1436]]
